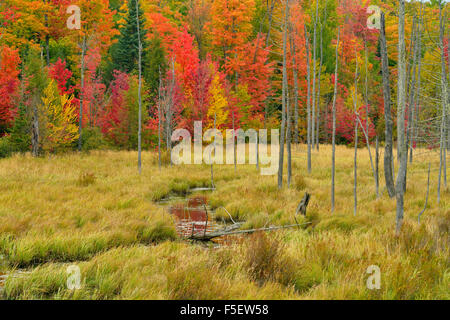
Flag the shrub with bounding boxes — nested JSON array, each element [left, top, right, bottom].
[[245, 232, 283, 285], [81, 127, 108, 152], [293, 175, 306, 191], [151, 149, 172, 166], [77, 172, 97, 187], [138, 220, 177, 243], [167, 262, 229, 299], [9, 104, 31, 153], [0, 136, 12, 158]]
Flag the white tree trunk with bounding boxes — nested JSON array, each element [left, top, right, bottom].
[[78, 36, 86, 152], [304, 25, 312, 173], [395, 0, 408, 236], [438, 1, 448, 204], [136, 0, 143, 174], [278, 0, 289, 189], [331, 28, 340, 213]]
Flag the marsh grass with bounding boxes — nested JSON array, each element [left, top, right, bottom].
[[77, 172, 97, 187], [0, 146, 448, 299]]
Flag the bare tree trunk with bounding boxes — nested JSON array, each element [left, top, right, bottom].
[[438, 1, 448, 204], [359, 40, 379, 198], [136, 0, 143, 174], [356, 115, 379, 198], [256, 133, 259, 170], [287, 84, 292, 187], [233, 111, 236, 172], [290, 26, 300, 145], [265, 0, 276, 48], [405, 17, 418, 188], [354, 120, 358, 216], [418, 162, 431, 224], [316, 10, 324, 151], [211, 113, 216, 189], [376, 136, 379, 195], [410, 4, 423, 163], [78, 36, 87, 152], [278, 0, 289, 189], [395, 0, 408, 236], [364, 40, 369, 135], [263, 0, 276, 128], [304, 25, 312, 173], [311, 0, 318, 150], [32, 104, 40, 157], [167, 58, 175, 165], [158, 67, 162, 170], [44, 0, 50, 66], [353, 50, 359, 216], [331, 28, 340, 213], [380, 12, 395, 198]]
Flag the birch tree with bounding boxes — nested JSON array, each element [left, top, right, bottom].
[[311, 0, 319, 150], [410, 2, 423, 163], [353, 50, 359, 216], [380, 10, 395, 198], [278, 0, 289, 189], [437, 0, 448, 204], [316, 6, 326, 151], [78, 36, 86, 152], [395, 0, 408, 235], [304, 25, 312, 173], [158, 67, 162, 170], [136, 0, 143, 174], [290, 24, 300, 145], [331, 27, 340, 213]]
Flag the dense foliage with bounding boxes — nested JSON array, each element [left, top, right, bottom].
[[0, 0, 448, 154]]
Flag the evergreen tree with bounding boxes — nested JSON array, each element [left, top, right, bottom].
[[111, 0, 148, 75], [9, 103, 31, 152], [146, 36, 167, 100]]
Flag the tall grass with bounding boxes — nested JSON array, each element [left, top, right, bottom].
[[0, 146, 448, 299]]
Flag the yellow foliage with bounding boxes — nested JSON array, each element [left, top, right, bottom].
[[207, 74, 229, 129], [41, 80, 79, 152]]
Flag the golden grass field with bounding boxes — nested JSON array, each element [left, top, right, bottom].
[[0, 145, 448, 299]]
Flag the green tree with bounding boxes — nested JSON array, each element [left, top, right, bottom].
[[111, 0, 148, 75], [146, 36, 167, 100], [9, 103, 31, 152]]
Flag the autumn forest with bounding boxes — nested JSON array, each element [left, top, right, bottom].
[[0, 0, 448, 301]]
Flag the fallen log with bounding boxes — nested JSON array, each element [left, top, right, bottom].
[[187, 222, 312, 242]]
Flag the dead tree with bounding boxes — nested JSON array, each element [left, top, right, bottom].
[[405, 16, 418, 190], [211, 113, 216, 189], [305, 25, 312, 173], [437, 0, 448, 204], [78, 35, 87, 152], [311, 0, 319, 150], [290, 24, 300, 145], [316, 5, 326, 151], [380, 11, 396, 198], [188, 222, 312, 242], [287, 86, 292, 187], [296, 192, 311, 217], [278, 0, 289, 189], [410, 7, 423, 163], [418, 163, 431, 224], [331, 27, 340, 213], [136, 0, 143, 174], [158, 67, 162, 170], [353, 49, 359, 216], [395, 0, 408, 236]]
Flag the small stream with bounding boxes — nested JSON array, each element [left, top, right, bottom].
[[157, 188, 242, 245], [0, 255, 30, 296], [1, 189, 241, 297]]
